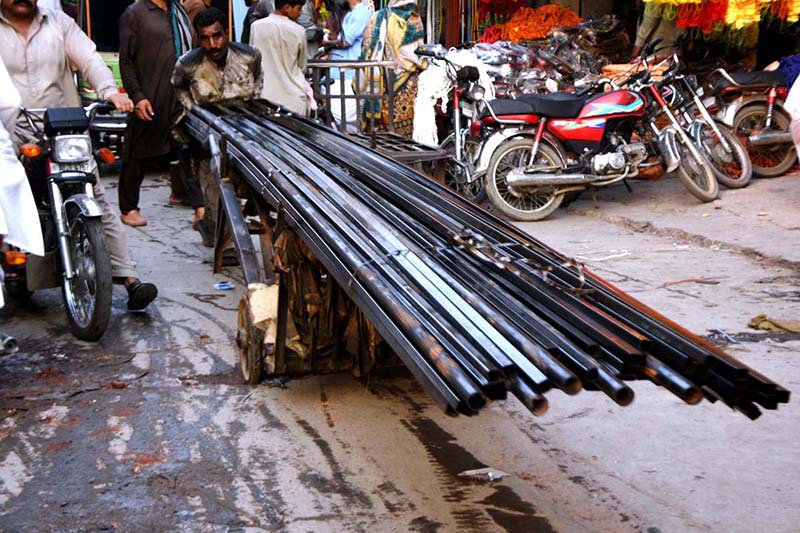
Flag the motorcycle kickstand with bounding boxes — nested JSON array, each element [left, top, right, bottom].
[[590, 186, 599, 209], [622, 178, 633, 193]]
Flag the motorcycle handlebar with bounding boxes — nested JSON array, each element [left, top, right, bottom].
[[415, 45, 447, 59]]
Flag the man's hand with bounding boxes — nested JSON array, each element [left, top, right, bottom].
[[108, 93, 134, 113], [134, 99, 155, 122]]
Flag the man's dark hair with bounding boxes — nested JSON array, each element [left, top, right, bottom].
[[275, 0, 305, 11], [194, 7, 228, 34]]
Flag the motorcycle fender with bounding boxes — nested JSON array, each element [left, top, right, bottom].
[[477, 128, 565, 174], [720, 95, 787, 127], [63, 194, 103, 219], [658, 127, 681, 174]]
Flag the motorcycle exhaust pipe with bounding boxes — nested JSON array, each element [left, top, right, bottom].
[[748, 131, 793, 146], [506, 168, 597, 187], [1, 334, 18, 355]]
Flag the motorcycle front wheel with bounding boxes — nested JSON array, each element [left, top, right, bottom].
[[733, 104, 796, 178], [695, 122, 753, 189], [676, 139, 719, 202], [62, 212, 112, 341], [485, 139, 565, 222]]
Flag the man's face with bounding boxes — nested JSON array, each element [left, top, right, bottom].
[[1, 0, 38, 18], [198, 21, 228, 63]]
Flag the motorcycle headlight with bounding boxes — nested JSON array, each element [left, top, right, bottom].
[[52, 135, 92, 163]]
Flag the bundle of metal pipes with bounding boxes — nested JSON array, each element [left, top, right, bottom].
[[185, 101, 790, 420]]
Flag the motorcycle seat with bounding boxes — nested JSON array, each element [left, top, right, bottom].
[[479, 99, 535, 119], [516, 93, 587, 118], [707, 70, 786, 95]]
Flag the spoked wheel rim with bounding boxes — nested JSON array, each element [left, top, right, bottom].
[[63, 219, 97, 329], [700, 128, 743, 180], [682, 149, 714, 190], [493, 145, 560, 212], [444, 159, 484, 199]]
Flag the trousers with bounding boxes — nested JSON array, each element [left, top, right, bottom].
[[93, 163, 139, 279]]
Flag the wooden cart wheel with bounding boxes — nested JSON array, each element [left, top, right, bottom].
[[237, 296, 264, 385]]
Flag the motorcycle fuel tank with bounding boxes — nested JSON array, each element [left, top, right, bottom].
[[548, 90, 646, 145]]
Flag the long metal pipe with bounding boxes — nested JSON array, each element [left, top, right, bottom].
[[182, 103, 790, 420]]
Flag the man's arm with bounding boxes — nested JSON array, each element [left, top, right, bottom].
[[634, 6, 660, 49], [60, 12, 117, 100], [341, 4, 370, 47], [118, 9, 146, 104], [297, 1, 320, 42], [298, 32, 308, 73], [171, 56, 195, 111]]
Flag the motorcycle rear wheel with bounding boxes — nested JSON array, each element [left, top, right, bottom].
[[486, 139, 565, 221], [696, 122, 753, 189], [62, 212, 112, 341], [733, 104, 796, 178], [676, 139, 719, 202]]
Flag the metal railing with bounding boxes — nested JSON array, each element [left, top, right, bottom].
[[307, 60, 397, 135]]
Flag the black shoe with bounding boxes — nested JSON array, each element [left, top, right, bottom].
[[127, 280, 158, 311], [195, 218, 214, 248]]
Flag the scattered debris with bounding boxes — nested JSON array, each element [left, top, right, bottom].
[[458, 467, 510, 482], [575, 250, 631, 262], [748, 314, 800, 333], [214, 282, 234, 290], [262, 377, 289, 389], [109, 380, 127, 390], [67, 386, 101, 399], [657, 276, 726, 289], [709, 329, 739, 344]]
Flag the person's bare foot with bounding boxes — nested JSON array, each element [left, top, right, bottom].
[[191, 207, 205, 230], [120, 210, 147, 227]]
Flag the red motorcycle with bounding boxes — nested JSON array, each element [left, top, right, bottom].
[[475, 48, 716, 221]]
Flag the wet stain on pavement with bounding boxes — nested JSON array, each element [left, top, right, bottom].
[[402, 415, 555, 532], [409, 515, 445, 532], [295, 417, 372, 509]]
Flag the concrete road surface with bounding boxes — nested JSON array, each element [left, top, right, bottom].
[[0, 171, 798, 532]]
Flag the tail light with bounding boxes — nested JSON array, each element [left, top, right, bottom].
[[777, 86, 789, 101], [3, 251, 26, 266]]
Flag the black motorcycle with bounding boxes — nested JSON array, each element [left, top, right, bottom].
[[1, 102, 114, 341]]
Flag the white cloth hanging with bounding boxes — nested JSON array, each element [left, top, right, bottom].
[[412, 49, 495, 147]]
